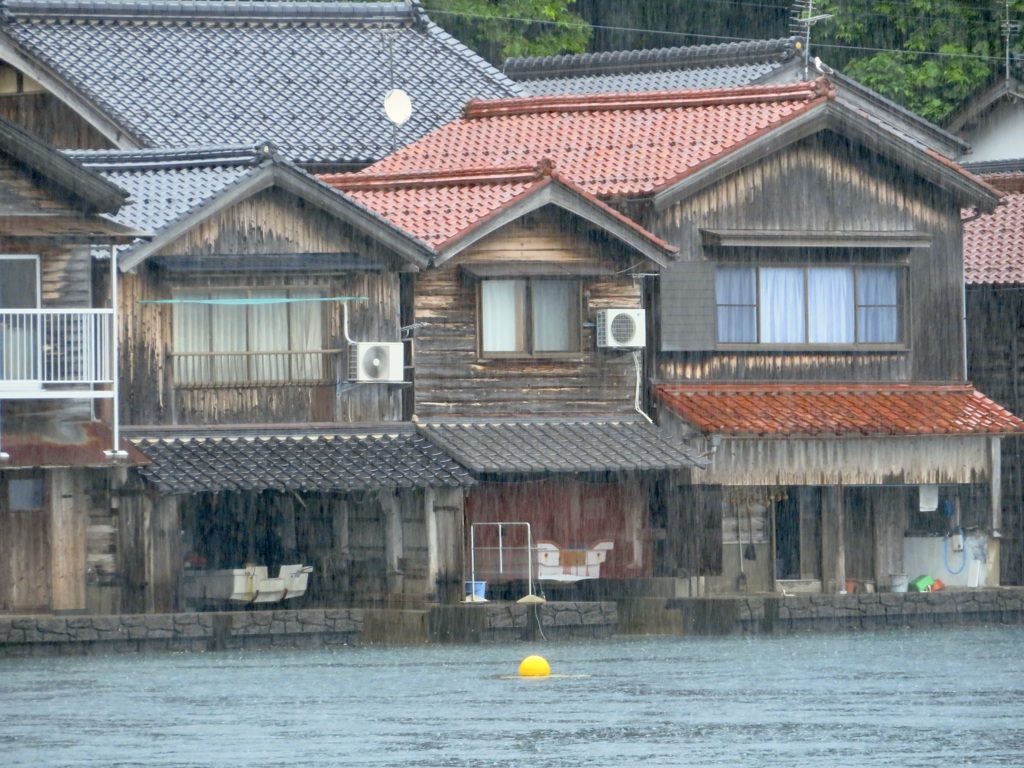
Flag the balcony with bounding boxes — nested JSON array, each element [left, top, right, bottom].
[[0, 309, 114, 399]]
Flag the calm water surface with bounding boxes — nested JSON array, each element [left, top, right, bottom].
[[1, 626, 1022, 767]]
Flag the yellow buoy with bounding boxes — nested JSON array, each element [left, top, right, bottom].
[[518, 654, 551, 677]]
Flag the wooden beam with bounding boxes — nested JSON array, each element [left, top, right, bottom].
[[700, 229, 932, 249]]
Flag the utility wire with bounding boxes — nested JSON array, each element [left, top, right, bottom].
[[426, 6, 1020, 64]]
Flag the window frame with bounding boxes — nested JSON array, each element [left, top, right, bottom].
[[0, 254, 42, 387], [477, 277, 583, 359], [714, 263, 908, 349], [170, 286, 331, 387], [4, 471, 45, 512]]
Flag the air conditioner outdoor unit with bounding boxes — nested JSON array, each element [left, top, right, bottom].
[[596, 309, 646, 348], [348, 341, 404, 383]]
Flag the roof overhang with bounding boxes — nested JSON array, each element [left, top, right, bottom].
[[435, 176, 677, 268], [700, 229, 932, 249], [0, 420, 149, 467], [130, 426, 475, 494], [117, 161, 434, 272], [417, 418, 706, 475], [653, 101, 1002, 214], [944, 77, 1024, 134], [0, 116, 131, 212], [0, 29, 144, 150], [0, 214, 147, 242], [654, 382, 1024, 438]]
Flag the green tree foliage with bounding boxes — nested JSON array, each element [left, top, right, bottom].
[[574, 0, 1022, 123], [422, 0, 591, 64], [812, 0, 1023, 122]]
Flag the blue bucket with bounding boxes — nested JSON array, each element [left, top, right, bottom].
[[465, 581, 486, 600]]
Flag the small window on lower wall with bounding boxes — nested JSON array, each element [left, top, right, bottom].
[[715, 265, 905, 346], [7, 475, 44, 511], [480, 278, 581, 356]]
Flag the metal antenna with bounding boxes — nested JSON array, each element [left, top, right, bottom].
[[791, 0, 833, 80], [380, 27, 412, 152], [1002, 0, 1020, 85]]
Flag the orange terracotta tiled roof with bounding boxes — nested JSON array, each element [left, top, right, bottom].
[[345, 79, 836, 200], [964, 172, 1024, 285], [655, 382, 1024, 437], [323, 159, 677, 254]]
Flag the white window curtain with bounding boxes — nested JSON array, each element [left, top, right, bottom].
[[289, 290, 323, 381], [715, 267, 757, 343], [249, 298, 288, 382], [857, 268, 899, 343], [211, 291, 248, 383], [760, 267, 805, 343], [173, 290, 211, 384], [808, 268, 854, 343], [482, 279, 525, 352], [532, 280, 577, 352], [173, 289, 325, 384]]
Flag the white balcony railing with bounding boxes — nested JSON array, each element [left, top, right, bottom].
[[0, 309, 114, 398]]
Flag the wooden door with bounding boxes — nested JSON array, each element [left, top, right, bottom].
[[0, 472, 51, 612]]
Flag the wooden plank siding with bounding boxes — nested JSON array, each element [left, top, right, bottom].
[[465, 476, 650, 582], [117, 188, 408, 426], [653, 134, 966, 383], [0, 92, 117, 152], [414, 215, 652, 417], [966, 285, 1024, 585]]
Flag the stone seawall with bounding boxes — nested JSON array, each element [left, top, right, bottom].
[[0, 609, 365, 657], [0, 601, 619, 657], [429, 601, 619, 643], [672, 588, 1024, 635]]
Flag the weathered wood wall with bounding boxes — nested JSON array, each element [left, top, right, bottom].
[[2, 148, 98, 419], [0, 92, 117, 151], [414, 214, 651, 417], [117, 188, 408, 426], [465, 476, 650, 581], [966, 285, 1024, 585], [653, 134, 966, 383]]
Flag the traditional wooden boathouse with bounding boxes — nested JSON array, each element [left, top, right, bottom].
[[53, 144, 476, 613], [331, 77, 1024, 596], [326, 162, 707, 598], [0, 117, 146, 614]]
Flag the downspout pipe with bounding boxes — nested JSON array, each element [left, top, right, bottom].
[[104, 245, 127, 459]]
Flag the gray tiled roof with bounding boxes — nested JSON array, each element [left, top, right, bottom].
[[132, 428, 475, 493], [67, 146, 266, 236], [68, 144, 432, 267], [504, 38, 800, 96], [418, 419, 706, 475], [3, 0, 522, 164]]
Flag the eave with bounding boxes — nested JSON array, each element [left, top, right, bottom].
[[0, 116, 130, 212], [117, 161, 434, 272], [653, 101, 1003, 214], [700, 229, 933, 249], [0, 30, 145, 150], [434, 176, 678, 268]]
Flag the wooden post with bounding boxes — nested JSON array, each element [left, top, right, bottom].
[[146, 496, 181, 613], [425, 488, 438, 598], [821, 485, 845, 592], [991, 436, 1003, 534], [382, 492, 403, 595]]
